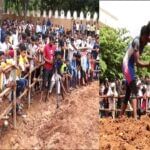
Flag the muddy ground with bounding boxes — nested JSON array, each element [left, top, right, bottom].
[[0, 81, 99, 149], [99, 115, 150, 150]]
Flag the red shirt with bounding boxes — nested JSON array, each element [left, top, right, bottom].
[[44, 44, 56, 70]]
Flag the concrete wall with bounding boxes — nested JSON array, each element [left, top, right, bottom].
[[1, 9, 100, 30]]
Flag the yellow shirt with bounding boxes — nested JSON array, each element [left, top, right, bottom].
[[19, 55, 28, 71], [61, 63, 67, 74], [0, 60, 13, 91], [0, 59, 21, 91]]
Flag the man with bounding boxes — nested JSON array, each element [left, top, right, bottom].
[[120, 25, 150, 119], [0, 34, 11, 53], [18, 43, 29, 73], [41, 36, 56, 100]]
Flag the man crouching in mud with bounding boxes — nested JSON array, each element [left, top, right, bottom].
[[120, 23, 150, 120]]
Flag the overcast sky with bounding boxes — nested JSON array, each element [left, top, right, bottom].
[[100, 1, 150, 37]]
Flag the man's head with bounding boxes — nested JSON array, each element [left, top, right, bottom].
[[49, 35, 55, 45], [147, 21, 150, 34], [19, 43, 27, 57], [31, 35, 37, 44], [73, 53, 77, 60], [65, 59, 70, 65], [5, 35, 10, 44], [140, 25, 149, 43]]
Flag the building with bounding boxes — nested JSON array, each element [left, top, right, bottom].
[[99, 6, 119, 29]]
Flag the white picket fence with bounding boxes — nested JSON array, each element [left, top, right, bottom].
[[6, 9, 99, 22]]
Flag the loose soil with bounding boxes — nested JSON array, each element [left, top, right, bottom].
[[0, 81, 99, 149], [99, 115, 150, 150]]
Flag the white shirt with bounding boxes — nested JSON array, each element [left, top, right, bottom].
[[76, 23, 80, 31], [67, 39, 76, 62], [0, 42, 11, 52], [74, 39, 82, 49], [28, 44, 38, 69], [12, 33, 19, 48], [36, 25, 42, 33]]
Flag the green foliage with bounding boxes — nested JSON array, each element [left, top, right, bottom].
[[100, 26, 150, 80], [136, 45, 150, 78], [4, 0, 29, 15], [100, 26, 132, 80], [99, 58, 107, 77], [4, 0, 99, 15]]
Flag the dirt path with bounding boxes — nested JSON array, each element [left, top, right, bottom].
[[0, 81, 99, 149], [99, 115, 150, 150]]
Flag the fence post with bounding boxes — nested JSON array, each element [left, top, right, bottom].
[[43, 10, 47, 18], [48, 10, 52, 18], [146, 96, 148, 115], [60, 10, 65, 19], [112, 98, 116, 119], [66, 10, 71, 19], [12, 49, 17, 128], [73, 11, 77, 20], [28, 54, 32, 109], [93, 12, 98, 22], [86, 11, 91, 21], [54, 10, 59, 18], [79, 11, 84, 20]]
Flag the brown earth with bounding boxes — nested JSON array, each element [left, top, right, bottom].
[[99, 115, 150, 150], [0, 81, 99, 149]]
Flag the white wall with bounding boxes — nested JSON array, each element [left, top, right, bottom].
[[99, 7, 119, 28], [6, 9, 100, 22]]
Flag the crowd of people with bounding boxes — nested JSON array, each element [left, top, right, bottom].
[[99, 76, 150, 118], [0, 18, 99, 115]]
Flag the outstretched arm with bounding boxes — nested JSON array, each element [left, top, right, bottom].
[[134, 50, 150, 67]]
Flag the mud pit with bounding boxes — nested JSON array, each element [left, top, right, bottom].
[[99, 115, 150, 150], [0, 81, 99, 149]]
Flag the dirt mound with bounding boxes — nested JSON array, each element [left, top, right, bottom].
[[99, 115, 150, 150], [0, 81, 99, 149]]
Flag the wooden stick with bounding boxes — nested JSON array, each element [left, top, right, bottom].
[[112, 98, 116, 119], [28, 53, 32, 109], [0, 88, 11, 98], [60, 80, 67, 95], [23, 73, 29, 79], [99, 95, 150, 99], [0, 103, 12, 120], [31, 63, 44, 72], [99, 108, 133, 112], [12, 49, 17, 128], [33, 78, 43, 82], [23, 63, 44, 79], [29, 81, 37, 89], [18, 88, 28, 100]]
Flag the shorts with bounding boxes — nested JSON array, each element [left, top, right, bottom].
[[42, 68, 53, 90], [123, 80, 138, 105]]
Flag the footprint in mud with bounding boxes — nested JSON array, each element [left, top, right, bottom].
[[64, 99, 69, 105], [146, 124, 150, 131], [37, 123, 61, 141], [69, 100, 76, 106], [37, 119, 70, 141]]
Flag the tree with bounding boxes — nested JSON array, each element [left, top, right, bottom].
[[136, 45, 150, 78], [4, 0, 30, 15], [100, 26, 132, 81], [4, 0, 99, 16], [100, 26, 150, 81]]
